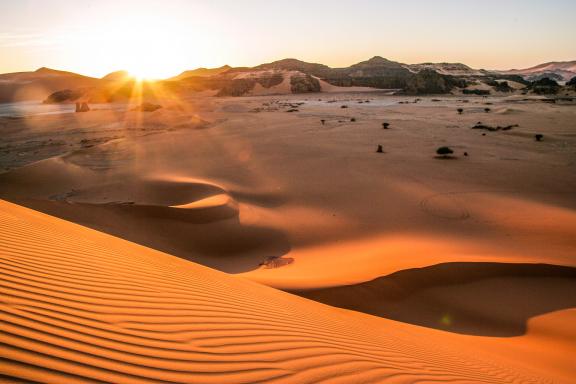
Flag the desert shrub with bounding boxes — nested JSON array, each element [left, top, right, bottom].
[[463, 89, 490, 95], [341, 105, 348, 109], [376, 145, 384, 153], [535, 134, 543, 141], [351, 117, 356, 122], [382, 122, 390, 129], [436, 146, 454, 156], [457, 108, 463, 114], [484, 108, 491, 113]]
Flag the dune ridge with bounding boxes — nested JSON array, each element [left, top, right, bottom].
[[0, 200, 555, 383]]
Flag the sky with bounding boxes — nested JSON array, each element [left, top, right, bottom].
[[0, 0, 575, 79]]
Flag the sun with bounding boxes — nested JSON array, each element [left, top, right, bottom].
[[52, 4, 231, 80]]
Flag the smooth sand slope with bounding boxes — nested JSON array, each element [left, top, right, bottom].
[[0, 200, 561, 383], [1, 94, 575, 280]]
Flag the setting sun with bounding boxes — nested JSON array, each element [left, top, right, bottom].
[[19, 2, 233, 79]]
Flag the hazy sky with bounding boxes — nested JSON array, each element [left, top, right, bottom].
[[1, 0, 575, 78]]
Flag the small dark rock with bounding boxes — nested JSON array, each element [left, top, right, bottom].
[[75, 102, 90, 113], [436, 146, 454, 158]]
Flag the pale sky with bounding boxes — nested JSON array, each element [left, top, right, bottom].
[[1, 0, 575, 78]]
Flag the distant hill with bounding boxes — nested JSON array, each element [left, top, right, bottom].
[[0, 67, 98, 103], [498, 61, 576, 82], [254, 58, 331, 74], [407, 63, 487, 77], [5, 58, 575, 103], [169, 65, 232, 81], [101, 70, 133, 82]]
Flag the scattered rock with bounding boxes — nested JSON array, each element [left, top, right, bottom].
[[75, 102, 90, 113], [136, 102, 162, 112], [259, 256, 294, 269], [472, 123, 518, 132], [436, 146, 455, 158]]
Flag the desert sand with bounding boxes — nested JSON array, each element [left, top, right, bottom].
[[1, 92, 576, 382]]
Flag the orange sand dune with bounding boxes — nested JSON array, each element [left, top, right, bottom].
[[1, 94, 575, 383], [0, 200, 561, 383]]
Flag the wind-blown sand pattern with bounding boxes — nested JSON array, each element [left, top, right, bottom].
[[1, 94, 575, 383], [0, 200, 559, 383]]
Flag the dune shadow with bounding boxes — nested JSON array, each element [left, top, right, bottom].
[[12, 175, 292, 273], [292, 262, 576, 336]]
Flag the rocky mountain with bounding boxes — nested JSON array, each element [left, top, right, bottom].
[[0, 67, 98, 103], [253, 58, 331, 75], [227, 56, 464, 95], [407, 63, 487, 77], [8, 57, 576, 104], [498, 61, 576, 82]]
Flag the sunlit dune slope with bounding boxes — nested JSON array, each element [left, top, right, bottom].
[[0, 200, 553, 383]]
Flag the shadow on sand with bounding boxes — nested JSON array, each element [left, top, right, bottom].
[[293, 262, 576, 336]]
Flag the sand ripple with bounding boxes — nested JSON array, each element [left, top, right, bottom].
[[0, 200, 552, 383]]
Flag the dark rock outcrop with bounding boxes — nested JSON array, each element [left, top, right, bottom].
[[44, 89, 86, 103], [404, 69, 463, 95], [290, 74, 320, 93], [75, 102, 90, 112], [529, 78, 560, 94], [485, 80, 513, 93]]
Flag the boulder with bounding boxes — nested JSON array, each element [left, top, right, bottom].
[[290, 74, 321, 93]]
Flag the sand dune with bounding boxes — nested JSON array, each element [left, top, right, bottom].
[[293, 262, 576, 336], [1, 93, 575, 382], [0, 200, 561, 383]]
